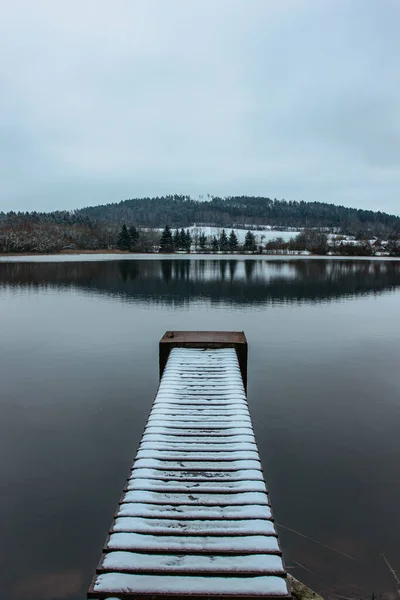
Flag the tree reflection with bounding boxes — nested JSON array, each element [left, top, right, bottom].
[[1, 258, 400, 306]]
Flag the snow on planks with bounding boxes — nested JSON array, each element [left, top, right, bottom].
[[88, 347, 289, 600]]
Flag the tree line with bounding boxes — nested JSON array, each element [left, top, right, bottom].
[[76, 195, 400, 237], [1, 197, 400, 255], [3, 194, 398, 238], [157, 226, 258, 253]]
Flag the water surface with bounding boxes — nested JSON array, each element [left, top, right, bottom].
[[1, 257, 400, 600]]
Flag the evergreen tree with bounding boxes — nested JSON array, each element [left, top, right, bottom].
[[229, 230, 238, 251], [199, 232, 207, 251], [129, 225, 139, 247], [117, 224, 132, 251], [179, 228, 186, 250], [184, 229, 192, 252], [159, 225, 174, 252], [211, 235, 219, 251], [219, 229, 229, 252], [244, 230, 257, 252], [173, 229, 180, 250]]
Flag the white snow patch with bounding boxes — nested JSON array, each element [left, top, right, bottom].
[[93, 572, 288, 596], [116, 502, 272, 520], [106, 532, 279, 554], [127, 478, 266, 493], [135, 449, 259, 460], [130, 467, 264, 481], [132, 458, 261, 470], [122, 490, 268, 506], [139, 442, 257, 452], [100, 551, 285, 574], [112, 516, 275, 535], [140, 434, 256, 445]]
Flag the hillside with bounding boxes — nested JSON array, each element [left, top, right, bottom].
[[76, 195, 400, 237], [1, 195, 400, 254]]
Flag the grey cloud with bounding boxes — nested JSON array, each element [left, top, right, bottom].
[[0, 0, 399, 213]]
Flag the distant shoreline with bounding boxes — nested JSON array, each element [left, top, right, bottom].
[[0, 249, 127, 257], [1, 249, 399, 260]]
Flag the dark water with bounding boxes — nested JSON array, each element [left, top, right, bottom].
[[1, 257, 400, 600]]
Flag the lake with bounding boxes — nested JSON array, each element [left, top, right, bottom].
[[1, 256, 400, 600]]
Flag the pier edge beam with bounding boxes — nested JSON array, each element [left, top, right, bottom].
[[159, 331, 248, 392]]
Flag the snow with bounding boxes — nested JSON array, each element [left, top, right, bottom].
[[135, 449, 259, 460], [159, 390, 244, 396], [151, 404, 247, 411], [168, 348, 237, 356], [147, 415, 252, 424], [162, 372, 240, 378], [141, 434, 256, 444], [130, 468, 264, 481], [139, 442, 256, 452], [107, 532, 279, 554], [158, 390, 245, 396], [112, 516, 275, 535], [155, 394, 246, 400], [144, 424, 254, 433], [186, 224, 298, 245], [90, 348, 288, 599], [165, 376, 242, 381], [151, 404, 249, 412], [117, 503, 272, 520], [165, 370, 242, 376], [133, 458, 261, 470], [100, 551, 285, 574], [146, 421, 253, 431], [153, 398, 247, 405], [150, 406, 250, 415], [121, 490, 269, 506], [149, 409, 249, 418], [144, 427, 254, 437], [93, 572, 288, 596], [165, 368, 242, 374], [126, 478, 266, 493]]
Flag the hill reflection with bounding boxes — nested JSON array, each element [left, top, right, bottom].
[[1, 258, 400, 305]]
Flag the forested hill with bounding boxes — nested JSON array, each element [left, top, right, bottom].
[[1, 195, 400, 238], [76, 195, 400, 236]]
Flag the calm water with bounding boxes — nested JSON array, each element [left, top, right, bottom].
[[1, 256, 400, 600]]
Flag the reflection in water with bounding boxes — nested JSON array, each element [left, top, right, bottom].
[[1, 257, 400, 600], [161, 260, 172, 284], [118, 260, 139, 282], [1, 258, 400, 306], [228, 260, 237, 280], [13, 570, 83, 599], [245, 259, 256, 280]]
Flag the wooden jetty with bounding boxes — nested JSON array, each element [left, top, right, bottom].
[[88, 331, 289, 600]]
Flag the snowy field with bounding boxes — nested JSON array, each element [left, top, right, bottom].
[[165, 226, 299, 244]]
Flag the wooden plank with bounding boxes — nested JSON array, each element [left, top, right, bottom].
[[97, 551, 286, 575], [89, 573, 289, 599], [105, 532, 281, 554], [125, 479, 266, 494], [159, 332, 248, 391], [140, 434, 256, 444], [111, 517, 276, 536], [129, 468, 264, 481], [121, 490, 269, 506], [116, 503, 273, 520], [132, 458, 262, 470], [143, 428, 255, 436], [88, 344, 288, 600], [135, 450, 260, 461]]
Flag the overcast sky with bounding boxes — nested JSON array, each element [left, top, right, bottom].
[[1, 0, 399, 214]]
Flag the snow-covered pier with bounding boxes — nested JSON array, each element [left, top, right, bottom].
[[88, 332, 289, 600]]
